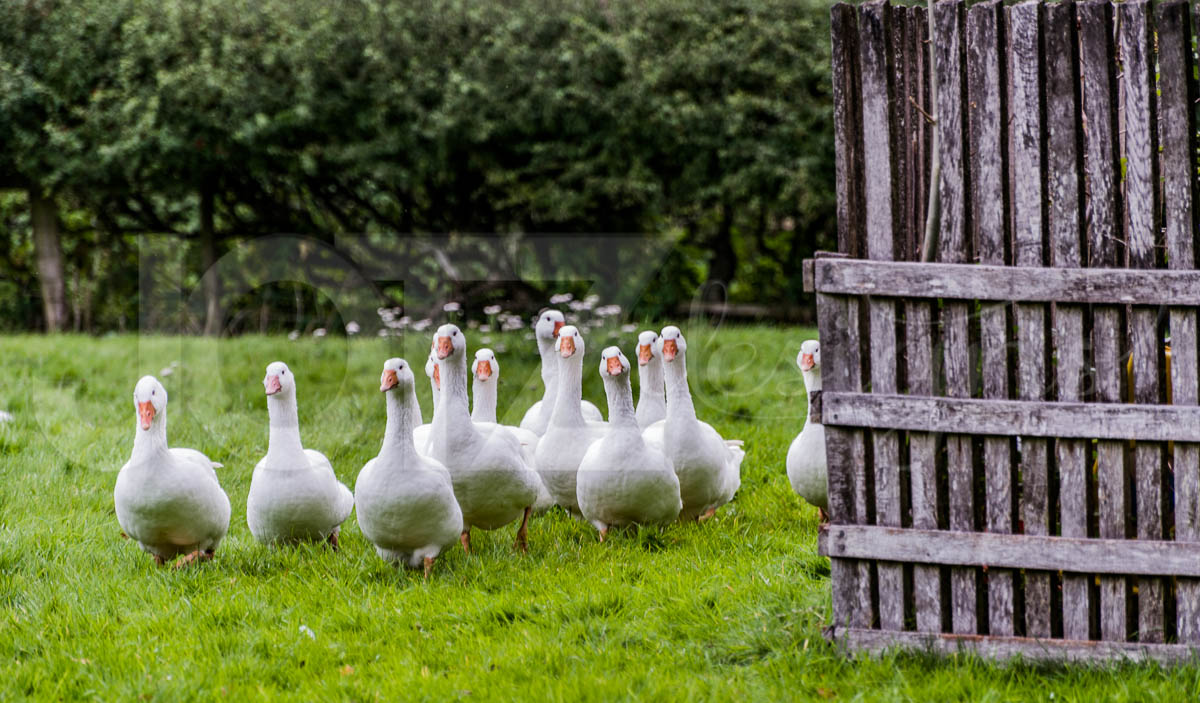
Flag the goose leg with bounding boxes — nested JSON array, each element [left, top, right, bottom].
[[514, 506, 531, 553], [598, 527, 609, 543], [172, 549, 214, 570], [697, 507, 718, 523], [153, 554, 166, 567], [818, 507, 828, 524], [423, 556, 434, 580], [460, 529, 471, 555], [120, 531, 129, 540], [327, 529, 340, 552]]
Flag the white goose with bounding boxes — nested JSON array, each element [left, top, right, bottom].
[[428, 324, 541, 553], [412, 353, 439, 454], [533, 325, 607, 513], [114, 376, 230, 568], [247, 362, 354, 547], [577, 348, 682, 540], [635, 330, 667, 430], [659, 326, 744, 520], [786, 340, 827, 521], [471, 348, 555, 513], [356, 358, 463, 578], [519, 309, 604, 435]]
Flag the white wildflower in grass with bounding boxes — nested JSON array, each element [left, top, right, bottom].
[[313, 328, 327, 338], [568, 300, 588, 312], [379, 309, 395, 323], [467, 319, 479, 329], [443, 301, 461, 313], [377, 328, 391, 337], [412, 319, 432, 332], [494, 343, 508, 354], [585, 294, 600, 305], [483, 304, 502, 316], [159, 367, 173, 377], [620, 323, 637, 333], [524, 332, 535, 341], [0, 410, 12, 423], [595, 304, 622, 317], [299, 625, 315, 640], [549, 292, 573, 304], [479, 324, 491, 333], [480, 336, 492, 345], [345, 321, 360, 335], [385, 318, 403, 330], [398, 316, 411, 328], [288, 330, 301, 341]]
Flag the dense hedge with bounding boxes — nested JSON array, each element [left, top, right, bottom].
[[0, 0, 835, 332]]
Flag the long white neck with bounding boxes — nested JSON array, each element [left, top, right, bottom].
[[804, 367, 823, 422], [428, 370, 439, 414], [472, 377, 497, 424], [636, 357, 665, 417], [266, 389, 305, 460], [603, 373, 637, 428], [131, 409, 169, 459], [380, 388, 419, 463], [432, 351, 476, 446], [551, 352, 586, 428], [663, 353, 697, 421], [407, 381, 424, 432], [537, 337, 559, 425]]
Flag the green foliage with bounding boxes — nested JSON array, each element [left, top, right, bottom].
[[0, 0, 836, 331]]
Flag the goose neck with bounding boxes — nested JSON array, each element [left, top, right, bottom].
[[432, 352, 474, 433], [804, 368, 823, 422], [551, 352, 586, 428], [637, 357, 665, 411], [664, 355, 697, 420], [472, 377, 497, 424], [266, 390, 305, 460], [131, 411, 169, 460], [380, 389, 419, 461], [603, 374, 638, 428]]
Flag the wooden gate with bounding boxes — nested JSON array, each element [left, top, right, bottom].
[[805, 0, 1200, 661]]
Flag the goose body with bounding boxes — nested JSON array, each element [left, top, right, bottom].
[[114, 376, 230, 564], [429, 325, 540, 549], [247, 362, 354, 546], [520, 309, 603, 435], [356, 358, 463, 574], [658, 327, 744, 520], [577, 348, 681, 537], [787, 341, 827, 515], [534, 325, 607, 513]]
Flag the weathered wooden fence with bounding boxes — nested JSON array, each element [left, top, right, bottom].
[[805, 0, 1200, 661]]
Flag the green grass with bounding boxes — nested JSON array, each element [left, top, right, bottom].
[[0, 326, 1197, 700]]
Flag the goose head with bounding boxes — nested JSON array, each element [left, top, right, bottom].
[[133, 375, 167, 430], [534, 309, 566, 342], [556, 325, 584, 358], [425, 353, 441, 392], [636, 330, 660, 366], [600, 346, 630, 378], [798, 340, 821, 373], [263, 361, 295, 397], [473, 348, 498, 384], [381, 357, 415, 393], [433, 324, 466, 361], [659, 326, 687, 364]]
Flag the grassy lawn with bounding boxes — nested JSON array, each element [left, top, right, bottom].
[[0, 325, 1196, 700]]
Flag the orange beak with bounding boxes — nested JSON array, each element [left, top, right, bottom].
[[553, 321, 564, 338], [800, 353, 815, 372], [433, 363, 441, 391], [662, 339, 678, 362], [435, 336, 453, 360], [606, 356, 624, 376], [137, 401, 155, 430], [637, 344, 653, 366], [475, 360, 492, 381], [381, 369, 399, 392], [559, 336, 576, 358], [265, 375, 282, 396]]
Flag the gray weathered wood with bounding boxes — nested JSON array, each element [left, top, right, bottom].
[[831, 3, 865, 260], [860, 0, 903, 633], [808, 258, 1200, 305], [1159, 0, 1200, 644], [1043, 0, 1088, 642], [831, 628, 1200, 663], [966, 0, 1012, 637], [905, 299, 940, 633], [821, 392, 1200, 443], [1078, 0, 1127, 644], [934, 0, 974, 637], [1120, 0, 1165, 644], [819, 525, 1200, 579]]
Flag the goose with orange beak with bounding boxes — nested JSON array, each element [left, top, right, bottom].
[[787, 340, 827, 521], [576, 348, 681, 540], [247, 361, 354, 548], [658, 326, 744, 521], [114, 376, 231, 568], [356, 358, 463, 578], [427, 324, 541, 553], [533, 325, 609, 513], [519, 309, 604, 435], [635, 330, 667, 430]]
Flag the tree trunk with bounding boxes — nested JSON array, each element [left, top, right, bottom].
[[200, 185, 221, 336], [30, 189, 66, 333]]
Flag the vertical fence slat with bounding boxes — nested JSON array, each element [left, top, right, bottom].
[[832, 3, 866, 260], [1079, 0, 1128, 644], [1159, 0, 1200, 644], [966, 0, 1013, 638], [859, 0, 904, 633], [1119, 0, 1166, 644], [1043, 0, 1088, 642], [934, 0, 975, 636], [1008, 0, 1051, 639]]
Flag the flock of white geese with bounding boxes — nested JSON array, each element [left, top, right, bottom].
[[114, 309, 828, 577]]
